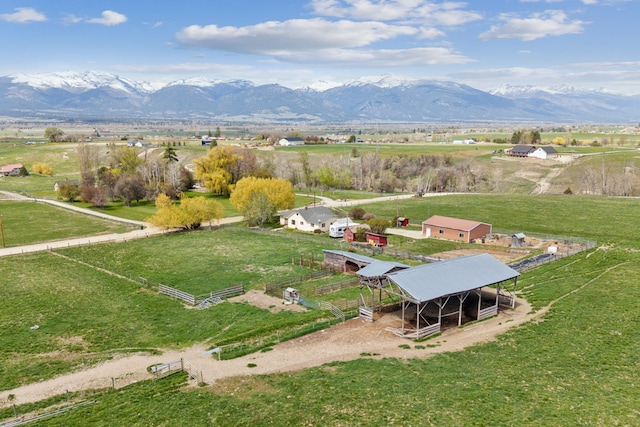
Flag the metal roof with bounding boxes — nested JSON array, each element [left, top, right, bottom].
[[357, 260, 409, 278], [386, 253, 519, 303], [323, 249, 377, 265], [421, 215, 489, 232]]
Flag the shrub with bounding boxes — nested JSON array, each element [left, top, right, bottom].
[[32, 162, 54, 176], [349, 207, 365, 220]]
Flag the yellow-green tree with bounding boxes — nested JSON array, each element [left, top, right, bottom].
[[32, 162, 54, 176], [230, 177, 295, 227], [147, 194, 223, 230], [194, 146, 241, 196]]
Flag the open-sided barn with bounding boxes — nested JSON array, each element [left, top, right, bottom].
[[324, 250, 519, 339]]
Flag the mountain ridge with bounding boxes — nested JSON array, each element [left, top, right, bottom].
[[1, 71, 639, 123]]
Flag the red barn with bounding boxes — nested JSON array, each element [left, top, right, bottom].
[[421, 215, 491, 243], [396, 217, 409, 227]]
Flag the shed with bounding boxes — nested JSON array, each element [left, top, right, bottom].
[[396, 217, 409, 227], [366, 232, 388, 247], [511, 233, 526, 248], [323, 249, 377, 273], [421, 215, 491, 243]]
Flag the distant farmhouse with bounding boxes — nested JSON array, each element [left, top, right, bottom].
[[127, 139, 152, 148], [53, 179, 80, 192], [422, 215, 492, 243], [278, 137, 305, 146], [506, 145, 558, 159], [279, 206, 335, 234], [0, 163, 23, 177]]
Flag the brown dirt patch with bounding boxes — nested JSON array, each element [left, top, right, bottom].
[[227, 289, 308, 313]]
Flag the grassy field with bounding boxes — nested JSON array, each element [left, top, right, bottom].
[[1, 193, 639, 425], [0, 200, 132, 246], [57, 226, 348, 295], [2, 141, 640, 425]]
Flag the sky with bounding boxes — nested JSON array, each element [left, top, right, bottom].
[[1, 0, 639, 94]]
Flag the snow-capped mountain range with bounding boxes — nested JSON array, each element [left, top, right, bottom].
[[1, 71, 639, 123]]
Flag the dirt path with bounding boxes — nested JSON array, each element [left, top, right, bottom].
[[0, 297, 534, 408]]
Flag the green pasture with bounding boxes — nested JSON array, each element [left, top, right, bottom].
[[2, 194, 640, 425], [4, 248, 639, 425], [363, 193, 640, 248], [0, 250, 327, 390], [57, 226, 348, 295], [0, 201, 132, 247]]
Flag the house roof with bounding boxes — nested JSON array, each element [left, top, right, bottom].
[[421, 215, 490, 232], [282, 206, 335, 224], [357, 260, 409, 278], [386, 253, 519, 303], [0, 164, 23, 173], [537, 146, 558, 154], [281, 137, 304, 142], [510, 145, 536, 155]]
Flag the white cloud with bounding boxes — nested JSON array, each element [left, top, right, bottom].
[[479, 10, 586, 41], [175, 18, 472, 67], [309, 0, 482, 26], [276, 46, 473, 66], [0, 7, 47, 23], [177, 18, 416, 52], [86, 10, 127, 26]]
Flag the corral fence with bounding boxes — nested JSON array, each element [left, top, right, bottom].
[[158, 284, 244, 307], [0, 401, 96, 427], [151, 358, 203, 384], [264, 269, 334, 297], [158, 284, 196, 305]]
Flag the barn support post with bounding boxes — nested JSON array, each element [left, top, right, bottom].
[[477, 288, 482, 321], [512, 277, 518, 308]]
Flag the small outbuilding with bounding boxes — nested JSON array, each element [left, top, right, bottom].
[[396, 217, 409, 227], [365, 232, 388, 247], [511, 233, 527, 248], [422, 215, 491, 243]]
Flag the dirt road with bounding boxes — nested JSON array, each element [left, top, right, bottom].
[[0, 296, 534, 407]]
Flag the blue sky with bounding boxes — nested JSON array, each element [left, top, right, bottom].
[[1, 0, 639, 93]]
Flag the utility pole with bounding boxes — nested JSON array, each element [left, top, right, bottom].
[[0, 215, 5, 248]]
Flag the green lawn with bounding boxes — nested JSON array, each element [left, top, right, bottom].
[[0, 201, 132, 246]]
